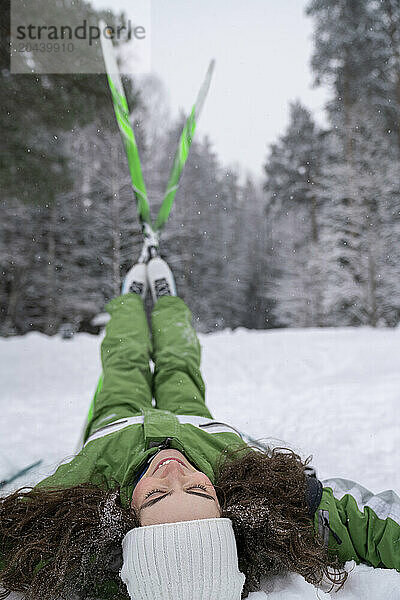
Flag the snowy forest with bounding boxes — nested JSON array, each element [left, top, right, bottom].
[[1, 0, 400, 336]]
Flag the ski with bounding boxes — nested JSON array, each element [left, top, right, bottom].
[[99, 20, 150, 229], [99, 19, 215, 248], [155, 59, 215, 231], [0, 460, 43, 490]]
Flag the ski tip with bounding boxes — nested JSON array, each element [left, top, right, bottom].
[[99, 19, 114, 44], [208, 59, 216, 73]]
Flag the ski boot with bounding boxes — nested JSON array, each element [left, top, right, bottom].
[[147, 257, 177, 303], [121, 263, 148, 299]]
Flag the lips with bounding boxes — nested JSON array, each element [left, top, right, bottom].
[[152, 457, 187, 475]]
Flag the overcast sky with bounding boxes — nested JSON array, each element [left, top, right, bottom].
[[91, 0, 330, 180]]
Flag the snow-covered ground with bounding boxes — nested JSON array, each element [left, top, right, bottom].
[[1, 325, 400, 598]]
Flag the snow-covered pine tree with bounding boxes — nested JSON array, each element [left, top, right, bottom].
[[0, 198, 36, 335], [58, 122, 142, 331], [306, 0, 381, 161], [0, 0, 141, 335], [263, 101, 326, 327], [237, 175, 272, 330], [369, 0, 400, 150], [306, 0, 400, 327], [319, 103, 399, 326]]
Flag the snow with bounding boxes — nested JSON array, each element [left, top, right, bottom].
[[1, 325, 400, 598]]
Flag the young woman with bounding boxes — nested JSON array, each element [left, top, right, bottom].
[[0, 257, 399, 600]]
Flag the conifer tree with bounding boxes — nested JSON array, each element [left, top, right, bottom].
[[264, 101, 326, 326]]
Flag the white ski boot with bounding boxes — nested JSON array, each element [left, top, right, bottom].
[[121, 263, 148, 299], [147, 257, 177, 303]]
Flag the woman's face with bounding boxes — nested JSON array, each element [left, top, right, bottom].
[[131, 449, 221, 526]]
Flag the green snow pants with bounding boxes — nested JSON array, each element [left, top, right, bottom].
[[84, 294, 213, 442]]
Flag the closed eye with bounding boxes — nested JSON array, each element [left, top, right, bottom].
[[144, 484, 207, 500], [140, 486, 215, 511]]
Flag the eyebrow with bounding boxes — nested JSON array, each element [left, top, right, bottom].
[[140, 490, 216, 512]]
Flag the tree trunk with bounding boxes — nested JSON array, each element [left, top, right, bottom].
[[396, 75, 400, 151], [367, 250, 377, 327], [2, 269, 23, 335], [343, 63, 354, 165], [309, 194, 323, 326], [311, 194, 318, 244], [366, 197, 378, 327]]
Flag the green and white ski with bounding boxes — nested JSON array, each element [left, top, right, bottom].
[[155, 59, 215, 231], [99, 20, 150, 228], [99, 19, 215, 256]]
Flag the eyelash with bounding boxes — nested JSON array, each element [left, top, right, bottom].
[[144, 484, 208, 499]]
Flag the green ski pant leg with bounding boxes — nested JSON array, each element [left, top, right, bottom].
[[86, 294, 153, 437], [151, 296, 213, 418]]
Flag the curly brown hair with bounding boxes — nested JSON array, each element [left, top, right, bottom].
[[213, 444, 347, 597], [0, 445, 347, 600], [0, 483, 138, 600]]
